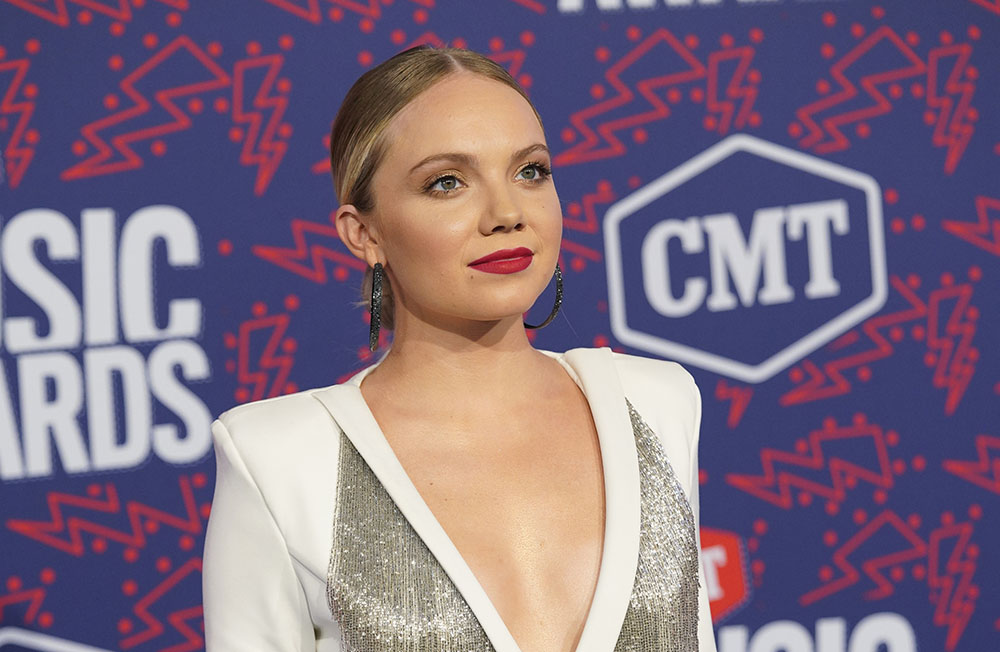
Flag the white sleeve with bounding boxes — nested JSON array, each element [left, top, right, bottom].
[[685, 374, 719, 652], [202, 418, 318, 651]]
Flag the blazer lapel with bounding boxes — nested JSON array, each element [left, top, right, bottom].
[[313, 347, 641, 652], [311, 376, 523, 652], [560, 347, 641, 651]]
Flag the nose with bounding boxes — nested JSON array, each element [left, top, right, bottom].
[[481, 181, 524, 234]]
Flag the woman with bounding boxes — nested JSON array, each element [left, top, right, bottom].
[[203, 46, 717, 652]]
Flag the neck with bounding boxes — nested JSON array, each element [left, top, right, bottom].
[[363, 310, 553, 402]]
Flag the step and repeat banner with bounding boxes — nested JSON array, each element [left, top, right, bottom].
[[2, 0, 998, 650]]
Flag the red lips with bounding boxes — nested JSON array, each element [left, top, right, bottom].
[[468, 247, 533, 274]]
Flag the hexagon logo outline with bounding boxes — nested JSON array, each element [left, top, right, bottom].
[[603, 133, 887, 383]]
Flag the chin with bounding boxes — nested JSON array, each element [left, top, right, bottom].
[[481, 286, 546, 317]]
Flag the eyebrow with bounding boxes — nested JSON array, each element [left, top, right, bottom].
[[408, 143, 550, 175]]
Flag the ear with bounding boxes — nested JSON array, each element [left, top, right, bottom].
[[335, 204, 382, 268]]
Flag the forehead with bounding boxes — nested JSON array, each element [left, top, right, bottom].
[[380, 72, 544, 164]]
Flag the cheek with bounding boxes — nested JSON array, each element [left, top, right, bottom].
[[538, 190, 564, 239], [382, 208, 468, 273]]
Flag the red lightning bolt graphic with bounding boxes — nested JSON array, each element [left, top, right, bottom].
[[0, 56, 35, 188], [556, 29, 705, 166], [120, 558, 203, 650], [928, 523, 977, 650], [925, 282, 977, 415], [66, 0, 130, 20], [1, 0, 187, 25], [564, 180, 614, 235], [310, 134, 331, 175], [62, 36, 230, 180], [2, 0, 73, 25], [261, 0, 429, 22], [0, 585, 46, 623], [252, 217, 366, 283], [261, 0, 321, 22], [801, 511, 927, 605], [969, 0, 1000, 14], [1, 0, 125, 25], [943, 435, 1000, 494], [559, 239, 603, 273], [705, 46, 756, 134], [925, 44, 976, 174], [558, 181, 611, 272], [802, 512, 977, 651], [796, 26, 925, 152], [6, 477, 202, 555], [943, 196, 1000, 256], [509, 0, 545, 12], [782, 275, 978, 415], [726, 417, 893, 509], [715, 380, 752, 429], [232, 53, 289, 195], [488, 47, 528, 81], [236, 313, 296, 401]]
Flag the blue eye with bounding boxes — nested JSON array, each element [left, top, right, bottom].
[[426, 175, 463, 194], [518, 162, 552, 182]]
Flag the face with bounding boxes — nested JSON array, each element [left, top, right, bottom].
[[362, 72, 562, 329]]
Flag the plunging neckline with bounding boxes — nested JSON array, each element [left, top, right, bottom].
[[311, 348, 642, 652]]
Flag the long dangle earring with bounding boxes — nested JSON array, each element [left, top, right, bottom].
[[524, 262, 563, 330], [369, 262, 383, 351]]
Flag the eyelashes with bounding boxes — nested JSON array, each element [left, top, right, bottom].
[[422, 160, 552, 197], [519, 161, 552, 181], [423, 174, 462, 195]]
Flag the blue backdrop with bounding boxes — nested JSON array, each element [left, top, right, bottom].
[[2, 1, 998, 650]]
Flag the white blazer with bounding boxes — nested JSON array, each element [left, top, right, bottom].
[[202, 347, 718, 651]]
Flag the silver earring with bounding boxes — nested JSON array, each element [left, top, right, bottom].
[[524, 263, 563, 330], [369, 262, 383, 351]]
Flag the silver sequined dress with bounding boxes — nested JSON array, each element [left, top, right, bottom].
[[203, 348, 719, 652]]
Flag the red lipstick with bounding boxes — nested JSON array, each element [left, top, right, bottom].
[[468, 247, 533, 274]]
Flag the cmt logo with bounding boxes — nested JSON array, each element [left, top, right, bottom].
[[604, 135, 887, 383]]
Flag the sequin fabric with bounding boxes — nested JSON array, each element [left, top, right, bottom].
[[615, 399, 700, 651], [327, 398, 699, 651], [326, 432, 495, 651]]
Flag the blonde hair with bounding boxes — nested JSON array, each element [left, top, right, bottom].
[[329, 46, 543, 330]]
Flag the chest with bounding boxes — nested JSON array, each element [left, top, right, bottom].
[[380, 402, 606, 650], [324, 397, 702, 652]]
